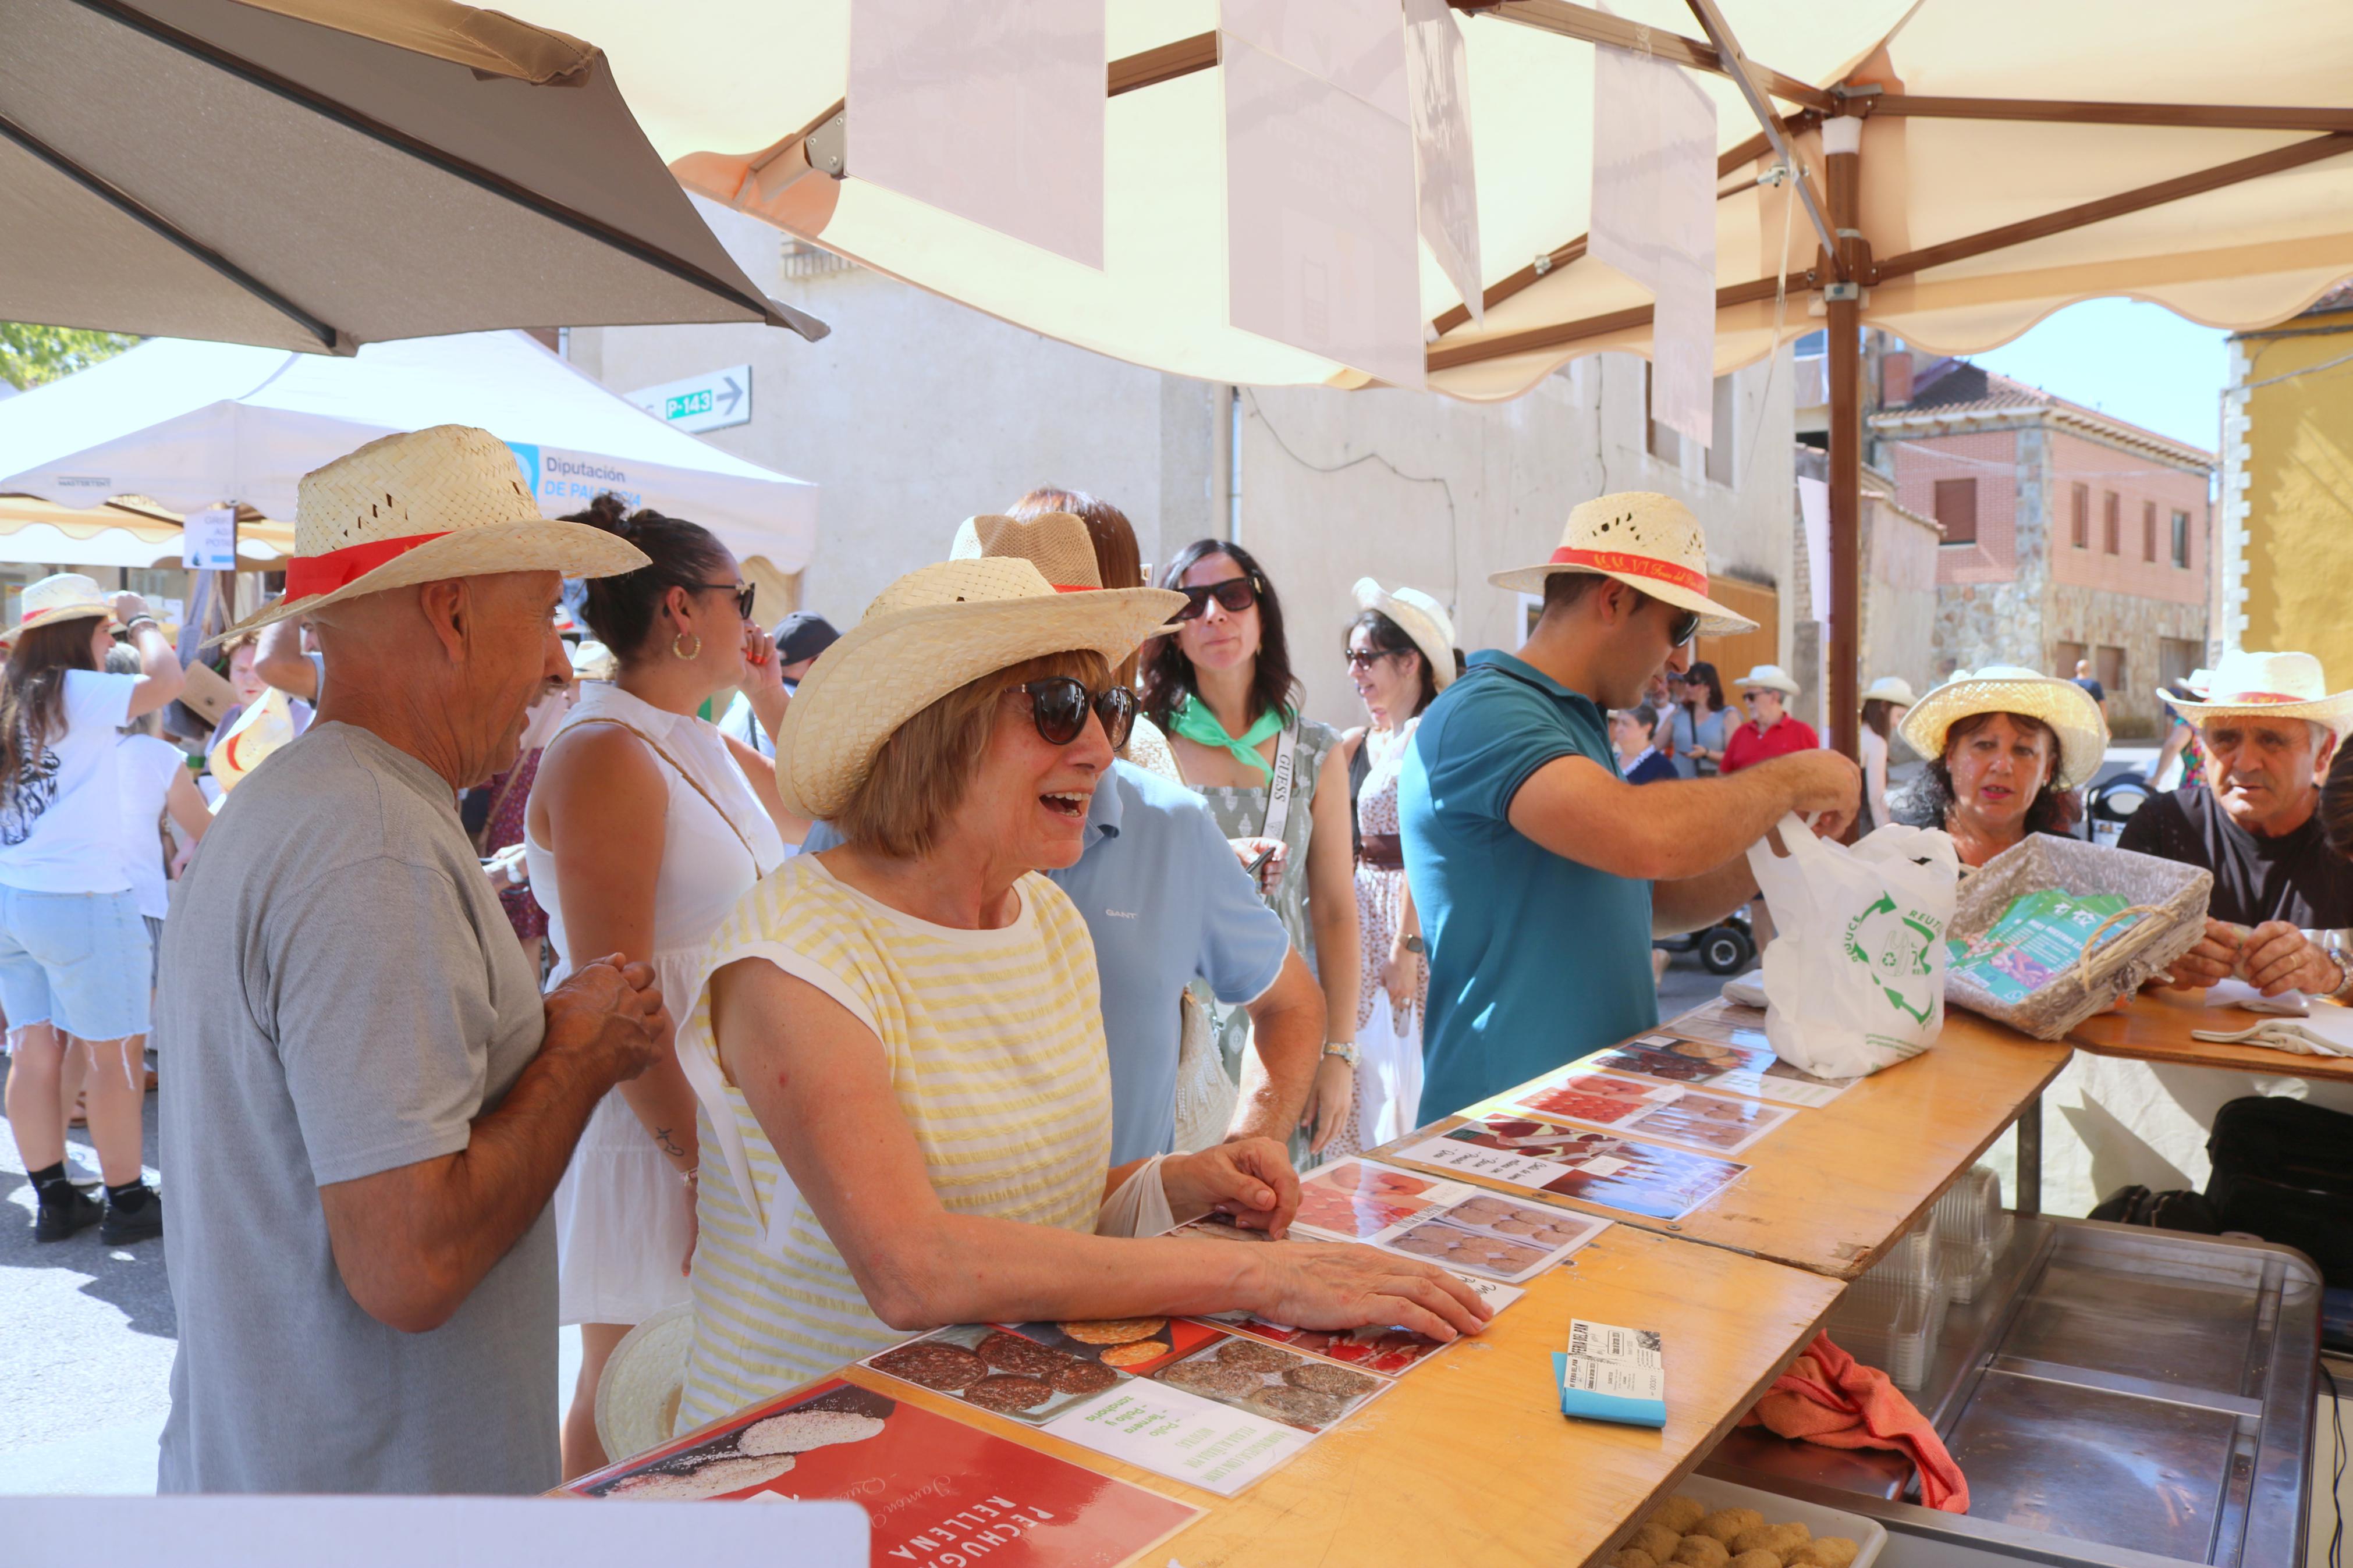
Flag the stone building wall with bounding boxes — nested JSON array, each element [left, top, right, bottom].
[[2045, 581, 2207, 739]]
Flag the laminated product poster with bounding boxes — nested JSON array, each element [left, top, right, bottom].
[[1289, 1158, 1609, 1282], [569, 1377, 1201, 1567], [1505, 1069, 1798, 1157], [1579, 1032, 1856, 1108], [1401, 1112, 1749, 1221]]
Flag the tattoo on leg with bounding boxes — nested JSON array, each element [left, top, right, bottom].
[[653, 1126, 687, 1159]]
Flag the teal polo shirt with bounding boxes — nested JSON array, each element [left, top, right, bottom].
[[1400, 649, 1658, 1123]]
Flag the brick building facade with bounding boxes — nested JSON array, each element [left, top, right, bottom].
[[1870, 360, 2213, 738]]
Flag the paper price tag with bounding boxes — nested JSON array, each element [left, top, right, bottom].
[[1557, 1318, 1666, 1428]]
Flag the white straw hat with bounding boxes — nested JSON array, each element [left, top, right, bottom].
[[950, 512, 1105, 589], [214, 424, 646, 642], [1861, 675, 1918, 707], [1734, 664, 1802, 699], [594, 1303, 695, 1463], [773, 557, 1186, 820], [3, 573, 114, 645], [1353, 578, 1458, 691], [1490, 492, 1758, 637], [2157, 649, 2353, 734], [1898, 664, 2111, 791]]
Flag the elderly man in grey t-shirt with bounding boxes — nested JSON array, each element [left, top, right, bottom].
[[157, 426, 668, 1495]]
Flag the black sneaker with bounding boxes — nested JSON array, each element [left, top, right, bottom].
[[34, 1186, 104, 1243], [100, 1190, 163, 1246]]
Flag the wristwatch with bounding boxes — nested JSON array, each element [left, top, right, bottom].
[[1401, 933, 1425, 955], [1322, 1040, 1360, 1066]]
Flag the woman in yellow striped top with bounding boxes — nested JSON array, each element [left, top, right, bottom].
[[673, 554, 1490, 1429]]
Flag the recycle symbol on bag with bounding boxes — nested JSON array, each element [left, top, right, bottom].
[[1843, 893, 1943, 1024]]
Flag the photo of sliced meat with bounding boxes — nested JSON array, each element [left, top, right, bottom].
[[1048, 1359, 1122, 1396], [737, 1409, 886, 1457], [869, 1339, 987, 1392], [961, 1373, 1056, 1413], [978, 1329, 1073, 1378]]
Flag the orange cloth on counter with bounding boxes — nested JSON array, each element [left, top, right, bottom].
[[1737, 1332, 1970, 1513]]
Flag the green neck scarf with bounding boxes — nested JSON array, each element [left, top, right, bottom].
[[1172, 694, 1286, 781]]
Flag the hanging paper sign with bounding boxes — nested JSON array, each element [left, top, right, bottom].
[[848, 0, 1105, 267], [1590, 42, 1717, 447], [183, 506, 237, 570], [1403, 0, 1484, 327]]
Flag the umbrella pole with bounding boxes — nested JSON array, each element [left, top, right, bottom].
[[1825, 120, 1863, 762]]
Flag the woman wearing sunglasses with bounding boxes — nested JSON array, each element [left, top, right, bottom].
[[526, 496, 808, 1477], [1142, 540, 1362, 1162], [665, 558, 1490, 1432]]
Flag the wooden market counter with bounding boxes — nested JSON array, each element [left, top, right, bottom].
[[1374, 1001, 2072, 1281], [2065, 985, 2353, 1083], [830, 1225, 1844, 1568]]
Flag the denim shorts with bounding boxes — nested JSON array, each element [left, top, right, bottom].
[[0, 886, 153, 1043]]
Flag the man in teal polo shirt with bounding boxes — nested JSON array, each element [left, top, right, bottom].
[[1401, 493, 1861, 1122]]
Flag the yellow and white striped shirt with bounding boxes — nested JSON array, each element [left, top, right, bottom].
[[673, 854, 1113, 1431]]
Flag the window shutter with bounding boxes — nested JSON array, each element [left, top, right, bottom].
[[2142, 500, 2157, 562], [1933, 478, 1978, 544], [2103, 491, 2120, 554], [2071, 483, 2089, 547]]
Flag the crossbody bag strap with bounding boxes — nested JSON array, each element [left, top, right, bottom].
[[565, 716, 765, 874], [470, 762, 530, 856], [1259, 720, 1301, 848]]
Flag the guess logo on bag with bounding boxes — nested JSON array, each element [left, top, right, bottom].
[[1843, 894, 1944, 1026]]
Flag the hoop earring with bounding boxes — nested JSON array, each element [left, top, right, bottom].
[[672, 631, 701, 661]]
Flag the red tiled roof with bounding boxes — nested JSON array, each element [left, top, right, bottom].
[[1874, 357, 2213, 466]]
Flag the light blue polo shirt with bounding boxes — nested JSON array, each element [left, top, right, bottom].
[[798, 760, 1289, 1163], [1400, 649, 1658, 1123]]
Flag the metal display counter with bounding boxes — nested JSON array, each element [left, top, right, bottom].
[[1705, 1218, 2323, 1567]]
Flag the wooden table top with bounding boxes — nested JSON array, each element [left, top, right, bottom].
[[829, 1225, 1843, 1568], [1374, 1001, 2072, 1281], [2067, 987, 2353, 1083]]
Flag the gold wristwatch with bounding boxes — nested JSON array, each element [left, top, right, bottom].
[[1322, 1040, 1360, 1066]]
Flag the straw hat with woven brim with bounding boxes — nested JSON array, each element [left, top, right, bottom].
[[594, 1302, 696, 1462], [213, 424, 646, 642], [1353, 578, 1458, 691], [2157, 649, 2353, 734], [775, 557, 1186, 821], [3, 573, 114, 645], [1899, 665, 2111, 792], [1489, 492, 1758, 637], [950, 511, 1106, 589]]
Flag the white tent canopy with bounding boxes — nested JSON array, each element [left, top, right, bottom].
[[0, 331, 818, 571]]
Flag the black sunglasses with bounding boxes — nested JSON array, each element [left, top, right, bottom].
[[1649, 594, 1699, 650], [1021, 677, 1137, 751], [695, 581, 757, 620], [1172, 574, 1262, 622], [1344, 646, 1407, 669]]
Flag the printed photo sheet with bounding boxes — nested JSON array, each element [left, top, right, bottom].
[[1287, 1158, 1609, 1283], [1502, 1068, 1797, 1157], [1399, 1111, 1748, 1221]]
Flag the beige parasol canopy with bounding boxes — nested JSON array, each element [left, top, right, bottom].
[[0, 0, 825, 353]]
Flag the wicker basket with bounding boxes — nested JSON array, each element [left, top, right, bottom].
[[1945, 835, 2213, 1040]]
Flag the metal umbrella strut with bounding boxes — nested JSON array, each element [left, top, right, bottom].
[[0, 0, 828, 353], [540, 0, 2353, 755]]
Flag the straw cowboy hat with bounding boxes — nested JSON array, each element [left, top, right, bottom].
[[1489, 492, 1758, 637], [950, 511, 1106, 589], [1734, 664, 1802, 699], [1861, 675, 1918, 707], [3, 573, 115, 645], [774, 555, 1184, 820], [1353, 578, 1458, 691], [214, 424, 646, 642], [2157, 649, 2353, 735], [1899, 665, 2110, 792]]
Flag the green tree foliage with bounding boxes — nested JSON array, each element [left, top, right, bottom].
[[0, 323, 139, 390]]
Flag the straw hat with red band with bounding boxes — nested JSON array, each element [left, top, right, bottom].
[[2157, 649, 2353, 735], [211, 424, 647, 643], [3, 573, 116, 645], [1489, 492, 1758, 638]]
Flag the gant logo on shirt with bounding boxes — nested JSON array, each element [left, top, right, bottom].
[[1104, 908, 1139, 919]]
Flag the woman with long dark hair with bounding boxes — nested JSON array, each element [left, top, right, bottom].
[[1896, 667, 2107, 868], [1680, 660, 1732, 775], [1143, 539, 1360, 1160], [1340, 579, 1457, 1147], [1857, 675, 1916, 833], [0, 575, 183, 1243], [526, 496, 803, 1475]]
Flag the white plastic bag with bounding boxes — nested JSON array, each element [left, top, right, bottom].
[[205, 685, 297, 798], [1352, 991, 1425, 1151], [1746, 813, 1959, 1078], [1171, 989, 1238, 1154]]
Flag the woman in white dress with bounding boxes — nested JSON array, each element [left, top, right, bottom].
[[526, 496, 804, 1477], [1339, 581, 1458, 1149]]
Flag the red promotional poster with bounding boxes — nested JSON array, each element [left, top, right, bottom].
[[569, 1377, 1200, 1567]]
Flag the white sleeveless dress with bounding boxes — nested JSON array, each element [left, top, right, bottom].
[[526, 682, 788, 1327]]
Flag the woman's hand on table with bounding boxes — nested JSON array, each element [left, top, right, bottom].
[[1250, 1242, 1494, 1343], [1165, 1136, 1300, 1238]]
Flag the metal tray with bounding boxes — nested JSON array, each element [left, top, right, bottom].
[[1706, 1219, 2321, 1566]]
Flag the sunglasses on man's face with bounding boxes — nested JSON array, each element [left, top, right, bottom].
[[1173, 574, 1262, 622], [1659, 601, 1701, 650], [695, 581, 757, 621], [1021, 677, 1137, 751]]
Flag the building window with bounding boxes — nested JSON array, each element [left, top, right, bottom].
[[1645, 362, 1681, 467], [2071, 483, 2089, 547], [2142, 500, 2157, 562], [1705, 375, 1737, 486], [2096, 645, 2126, 699], [2171, 509, 2191, 568], [1933, 478, 1978, 545], [2054, 639, 2088, 682], [2102, 490, 2120, 554]]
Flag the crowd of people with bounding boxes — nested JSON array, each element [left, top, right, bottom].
[[5, 419, 2349, 1499]]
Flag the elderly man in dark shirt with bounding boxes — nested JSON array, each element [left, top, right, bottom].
[[2117, 650, 2353, 998]]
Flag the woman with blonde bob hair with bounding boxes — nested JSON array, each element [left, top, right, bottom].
[[670, 557, 1489, 1430]]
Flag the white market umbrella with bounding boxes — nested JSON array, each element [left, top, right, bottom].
[[1, 0, 825, 351], [0, 331, 819, 571]]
